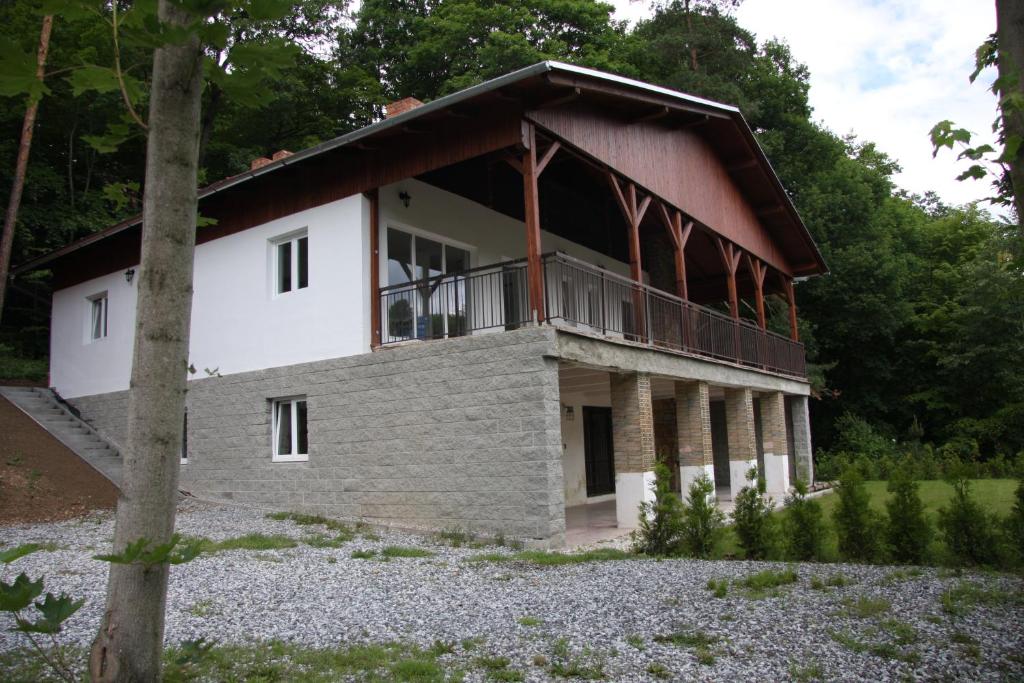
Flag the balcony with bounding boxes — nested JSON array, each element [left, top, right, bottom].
[[379, 252, 806, 379]]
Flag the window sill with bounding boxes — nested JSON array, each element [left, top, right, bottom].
[[272, 453, 309, 463]]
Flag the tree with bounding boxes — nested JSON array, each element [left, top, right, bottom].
[[0, 15, 53, 320], [0, 1, 301, 679]]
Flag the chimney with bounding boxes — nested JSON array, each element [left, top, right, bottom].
[[250, 156, 272, 171], [385, 97, 424, 119], [272, 149, 293, 161]]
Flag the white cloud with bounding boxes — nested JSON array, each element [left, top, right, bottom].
[[611, 0, 1001, 209]]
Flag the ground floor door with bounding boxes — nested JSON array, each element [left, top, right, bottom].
[[582, 406, 615, 497]]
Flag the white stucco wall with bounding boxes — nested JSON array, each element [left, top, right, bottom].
[[51, 178, 633, 399], [50, 195, 369, 398]]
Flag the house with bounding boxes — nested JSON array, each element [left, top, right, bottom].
[[15, 62, 826, 547]]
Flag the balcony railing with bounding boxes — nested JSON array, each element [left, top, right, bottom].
[[379, 252, 806, 378]]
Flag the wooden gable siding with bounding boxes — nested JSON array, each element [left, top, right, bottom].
[[53, 110, 522, 289], [527, 103, 793, 276]]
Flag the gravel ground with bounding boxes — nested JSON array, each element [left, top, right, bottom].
[[1, 499, 1022, 682]]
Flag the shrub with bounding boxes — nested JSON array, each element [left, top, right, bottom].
[[833, 468, 881, 562], [679, 473, 725, 559], [731, 467, 776, 560], [1007, 480, 1024, 564], [937, 476, 999, 566], [782, 480, 825, 561], [884, 470, 932, 565], [632, 461, 686, 556]]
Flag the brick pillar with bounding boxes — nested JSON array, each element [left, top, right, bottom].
[[759, 392, 790, 496], [790, 395, 814, 484], [610, 371, 655, 528], [675, 380, 714, 500], [724, 387, 757, 500]]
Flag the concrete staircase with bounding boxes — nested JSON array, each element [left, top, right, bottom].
[[0, 386, 122, 487]]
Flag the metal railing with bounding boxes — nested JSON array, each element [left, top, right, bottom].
[[379, 251, 806, 378]]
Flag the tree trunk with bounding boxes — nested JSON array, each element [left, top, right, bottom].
[[88, 1, 203, 680], [997, 0, 1024, 223], [0, 15, 53, 321]]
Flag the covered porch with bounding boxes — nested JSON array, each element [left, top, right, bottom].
[[557, 359, 813, 540]]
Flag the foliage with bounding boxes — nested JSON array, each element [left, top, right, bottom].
[[632, 461, 686, 556], [730, 466, 776, 560], [937, 476, 1002, 566], [884, 470, 933, 565], [679, 472, 725, 559], [782, 480, 825, 561], [1008, 480, 1024, 564], [0, 544, 82, 682], [832, 468, 881, 562]]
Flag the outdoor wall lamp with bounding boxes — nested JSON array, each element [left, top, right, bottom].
[[124, 268, 135, 284], [398, 190, 411, 208]]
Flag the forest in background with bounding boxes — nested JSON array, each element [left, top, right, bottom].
[[0, 0, 1021, 463]]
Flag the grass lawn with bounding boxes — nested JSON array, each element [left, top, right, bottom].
[[716, 478, 1020, 561]]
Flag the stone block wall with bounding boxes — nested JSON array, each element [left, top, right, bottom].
[[68, 327, 566, 544]]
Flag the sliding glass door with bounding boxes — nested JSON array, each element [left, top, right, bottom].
[[385, 227, 470, 341]]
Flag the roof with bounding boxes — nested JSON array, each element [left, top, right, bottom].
[[13, 61, 826, 277]]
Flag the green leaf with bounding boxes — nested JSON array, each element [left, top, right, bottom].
[[83, 122, 135, 154], [196, 214, 219, 228], [0, 574, 44, 613], [243, 0, 295, 21], [37, 0, 97, 21], [94, 537, 147, 565], [66, 64, 121, 96], [35, 592, 85, 628], [0, 38, 50, 101], [955, 164, 988, 181], [0, 544, 41, 565]]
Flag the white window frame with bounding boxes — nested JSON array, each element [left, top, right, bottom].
[[271, 396, 308, 463], [379, 222, 475, 288], [87, 292, 108, 342], [271, 229, 309, 296]]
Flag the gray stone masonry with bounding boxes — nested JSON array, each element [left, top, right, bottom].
[[69, 327, 566, 544]]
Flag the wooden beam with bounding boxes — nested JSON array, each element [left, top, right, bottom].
[[501, 152, 523, 175], [366, 188, 381, 348], [715, 237, 741, 319], [536, 141, 561, 177], [606, 171, 632, 226], [745, 254, 767, 330], [631, 105, 670, 124], [678, 115, 710, 129], [657, 202, 680, 250], [535, 86, 581, 109], [635, 193, 652, 225], [521, 122, 545, 322], [781, 275, 799, 341], [755, 204, 786, 216], [727, 159, 758, 172]]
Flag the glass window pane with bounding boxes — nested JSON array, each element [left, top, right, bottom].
[[297, 236, 308, 289], [278, 241, 292, 293], [296, 400, 308, 455], [445, 246, 468, 274], [415, 236, 443, 281], [276, 401, 292, 455], [387, 229, 412, 285]]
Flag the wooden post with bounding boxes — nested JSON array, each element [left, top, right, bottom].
[[745, 254, 767, 330], [608, 171, 651, 341], [715, 237, 742, 319], [367, 189, 381, 348], [782, 276, 799, 341], [657, 203, 692, 301], [521, 122, 545, 322]]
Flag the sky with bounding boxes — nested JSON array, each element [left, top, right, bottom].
[[612, 0, 1001, 208]]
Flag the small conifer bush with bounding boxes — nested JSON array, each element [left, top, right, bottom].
[[833, 467, 881, 562], [731, 466, 776, 560], [680, 473, 725, 559], [884, 469, 932, 564], [632, 461, 686, 556], [938, 476, 999, 566], [782, 480, 825, 561]]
